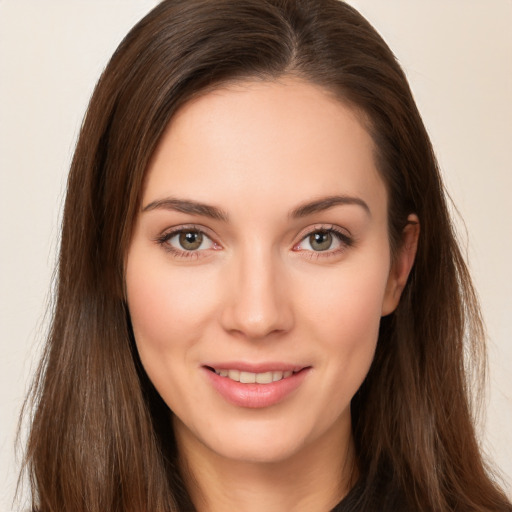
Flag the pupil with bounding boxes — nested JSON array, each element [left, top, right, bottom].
[[310, 231, 332, 251], [179, 231, 202, 250]]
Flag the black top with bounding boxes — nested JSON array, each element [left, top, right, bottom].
[[330, 476, 409, 512]]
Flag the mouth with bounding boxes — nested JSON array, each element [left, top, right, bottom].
[[206, 367, 298, 384], [203, 364, 311, 408]]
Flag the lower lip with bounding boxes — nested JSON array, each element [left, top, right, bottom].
[[203, 367, 310, 408]]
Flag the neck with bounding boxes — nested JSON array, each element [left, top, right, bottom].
[[174, 416, 358, 512]]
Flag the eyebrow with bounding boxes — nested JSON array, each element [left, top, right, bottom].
[[290, 195, 371, 218], [142, 194, 370, 222], [142, 197, 229, 222]]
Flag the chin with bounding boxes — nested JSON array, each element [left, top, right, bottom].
[[207, 432, 307, 465], [175, 410, 341, 467]]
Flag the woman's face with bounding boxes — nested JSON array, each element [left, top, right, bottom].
[[126, 78, 413, 465]]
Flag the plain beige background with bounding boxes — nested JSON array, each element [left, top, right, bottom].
[[1, 1, 510, 510]]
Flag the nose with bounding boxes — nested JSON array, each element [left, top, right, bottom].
[[220, 245, 294, 340]]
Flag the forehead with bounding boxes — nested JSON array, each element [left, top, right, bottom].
[[143, 78, 386, 218]]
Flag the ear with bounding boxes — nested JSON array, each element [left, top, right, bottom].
[[381, 214, 420, 316]]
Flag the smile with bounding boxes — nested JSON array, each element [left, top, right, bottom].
[[212, 369, 295, 383], [204, 365, 311, 408]]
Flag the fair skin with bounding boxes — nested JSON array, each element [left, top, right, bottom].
[[125, 78, 419, 512]]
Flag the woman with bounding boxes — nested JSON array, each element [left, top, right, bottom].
[[21, 0, 512, 511]]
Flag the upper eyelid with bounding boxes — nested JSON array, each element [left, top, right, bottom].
[[294, 223, 352, 241], [157, 224, 217, 241]]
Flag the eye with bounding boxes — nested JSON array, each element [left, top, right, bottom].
[[174, 230, 207, 251], [294, 227, 352, 254], [159, 227, 218, 254], [305, 231, 336, 251]]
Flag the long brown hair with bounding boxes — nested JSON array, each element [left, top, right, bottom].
[[21, 1, 511, 510]]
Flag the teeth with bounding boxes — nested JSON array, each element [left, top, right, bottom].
[[240, 371, 256, 383], [272, 371, 283, 381], [228, 369, 240, 381], [256, 371, 273, 384], [214, 368, 296, 383]]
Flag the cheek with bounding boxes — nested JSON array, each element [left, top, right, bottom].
[[322, 281, 382, 375], [125, 252, 222, 414], [127, 249, 210, 327], [303, 253, 390, 336], [300, 251, 390, 389], [125, 249, 218, 373]]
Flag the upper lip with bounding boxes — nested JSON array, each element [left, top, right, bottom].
[[203, 362, 308, 373]]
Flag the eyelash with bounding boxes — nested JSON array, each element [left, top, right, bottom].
[[292, 225, 354, 260], [155, 225, 218, 260], [155, 224, 354, 260]]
